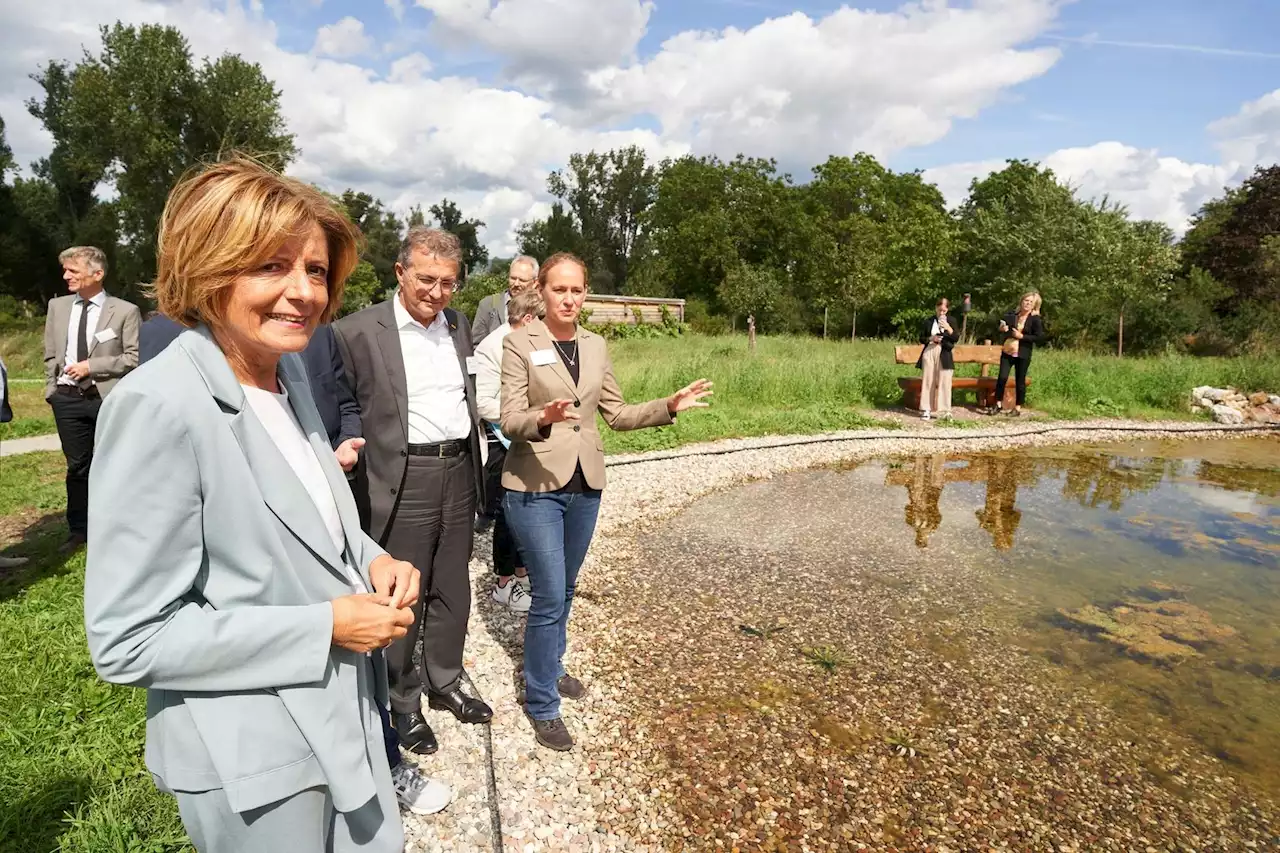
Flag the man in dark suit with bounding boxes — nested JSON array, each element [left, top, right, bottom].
[[335, 227, 491, 755], [471, 254, 538, 343]]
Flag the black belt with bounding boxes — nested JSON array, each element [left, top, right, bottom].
[[407, 438, 470, 458], [55, 384, 99, 399]]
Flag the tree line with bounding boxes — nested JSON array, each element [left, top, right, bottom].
[[1, 21, 1276, 355]]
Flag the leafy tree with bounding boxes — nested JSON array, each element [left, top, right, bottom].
[[340, 190, 403, 294], [1084, 211, 1179, 356], [339, 260, 383, 317], [24, 23, 295, 293], [516, 202, 588, 262], [1183, 165, 1280, 308], [429, 198, 488, 274], [547, 145, 658, 292], [717, 263, 778, 327]]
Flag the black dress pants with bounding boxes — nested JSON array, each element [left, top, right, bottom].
[[994, 353, 1030, 407], [50, 389, 101, 537], [381, 451, 476, 713]]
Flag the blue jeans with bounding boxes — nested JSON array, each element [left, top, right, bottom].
[[503, 488, 602, 720]]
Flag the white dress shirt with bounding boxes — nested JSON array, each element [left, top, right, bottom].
[[929, 318, 941, 338], [393, 295, 472, 444], [242, 384, 367, 593], [58, 290, 107, 387], [474, 322, 511, 424]]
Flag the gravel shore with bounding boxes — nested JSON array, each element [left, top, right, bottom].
[[401, 420, 1279, 852]]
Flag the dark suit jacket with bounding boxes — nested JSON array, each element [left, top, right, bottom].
[[1, 357, 12, 424], [334, 301, 485, 543], [915, 314, 960, 370], [141, 317, 360, 451], [471, 292, 507, 344], [999, 312, 1046, 362], [140, 314, 184, 364]]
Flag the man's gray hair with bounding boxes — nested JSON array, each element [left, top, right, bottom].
[[510, 254, 539, 277], [59, 246, 108, 275], [398, 226, 462, 269], [507, 289, 545, 324]]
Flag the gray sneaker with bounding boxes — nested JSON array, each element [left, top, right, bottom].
[[529, 716, 574, 751], [556, 674, 586, 700]]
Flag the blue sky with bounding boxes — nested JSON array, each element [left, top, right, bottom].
[[2, 0, 1277, 249]]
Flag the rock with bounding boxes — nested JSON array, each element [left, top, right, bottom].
[[1191, 385, 1213, 401], [1203, 387, 1231, 403], [1211, 405, 1244, 425], [1249, 392, 1270, 407], [1270, 395, 1280, 407]]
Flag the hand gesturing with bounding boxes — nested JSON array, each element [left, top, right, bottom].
[[667, 379, 714, 415]]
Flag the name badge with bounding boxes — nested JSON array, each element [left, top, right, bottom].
[[464, 356, 478, 374], [529, 349, 557, 366], [94, 328, 118, 343]]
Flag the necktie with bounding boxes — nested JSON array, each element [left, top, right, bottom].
[[75, 298, 90, 365]]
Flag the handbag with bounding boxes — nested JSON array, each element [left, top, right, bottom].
[[1002, 316, 1026, 357]]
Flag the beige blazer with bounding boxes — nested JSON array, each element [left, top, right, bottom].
[[43, 293, 141, 399], [500, 320, 671, 492]]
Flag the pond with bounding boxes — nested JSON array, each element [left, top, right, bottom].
[[599, 436, 1279, 851]]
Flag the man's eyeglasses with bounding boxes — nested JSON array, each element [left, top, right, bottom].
[[412, 274, 459, 294]]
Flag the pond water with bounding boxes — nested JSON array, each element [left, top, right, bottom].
[[604, 436, 1279, 850]]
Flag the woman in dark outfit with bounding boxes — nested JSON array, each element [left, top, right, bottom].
[[987, 291, 1045, 417], [498, 252, 712, 752]]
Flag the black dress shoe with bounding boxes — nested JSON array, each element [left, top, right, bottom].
[[474, 514, 493, 534], [392, 710, 438, 755], [428, 687, 494, 724]]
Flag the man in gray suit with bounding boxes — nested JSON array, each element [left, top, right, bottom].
[[335, 227, 492, 754], [472, 254, 538, 343], [43, 246, 140, 548]]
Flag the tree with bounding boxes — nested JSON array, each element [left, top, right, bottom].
[[547, 146, 658, 292], [339, 260, 382, 317], [717, 263, 778, 328], [1183, 165, 1280, 308], [1084, 210, 1178, 356], [516, 202, 588, 262], [340, 190, 403, 294], [429, 198, 488, 274], [25, 23, 295, 291]]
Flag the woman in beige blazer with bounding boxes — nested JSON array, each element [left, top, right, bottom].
[[499, 253, 711, 751]]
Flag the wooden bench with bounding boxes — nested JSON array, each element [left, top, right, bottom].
[[894, 343, 1027, 410]]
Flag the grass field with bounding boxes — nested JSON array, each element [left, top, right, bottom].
[[0, 453, 189, 853], [6, 325, 1278, 446]]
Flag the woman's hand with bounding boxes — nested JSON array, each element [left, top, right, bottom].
[[537, 399, 581, 427], [331, 594, 414, 653], [368, 554, 420, 608], [1013, 329, 1024, 340], [667, 379, 714, 414], [930, 335, 943, 345]]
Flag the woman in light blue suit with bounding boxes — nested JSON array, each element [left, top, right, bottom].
[[84, 159, 442, 851]]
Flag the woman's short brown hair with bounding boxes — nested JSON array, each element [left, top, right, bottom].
[[153, 157, 363, 327], [538, 252, 589, 289]]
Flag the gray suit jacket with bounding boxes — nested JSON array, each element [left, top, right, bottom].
[[334, 301, 485, 543], [44, 293, 141, 399], [84, 326, 390, 815], [471, 291, 507, 344]]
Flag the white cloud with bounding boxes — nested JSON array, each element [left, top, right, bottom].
[[582, 0, 1062, 165], [417, 0, 653, 89], [923, 87, 1280, 235], [386, 0, 407, 21], [312, 16, 374, 58], [1210, 88, 1280, 168]]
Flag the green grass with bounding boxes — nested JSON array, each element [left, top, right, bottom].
[[0, 453, 190, 853], [1, 326, 44, 379], [1, 382, 54, 441]]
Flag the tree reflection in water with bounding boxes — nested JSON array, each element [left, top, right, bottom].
[[888, 449, 1175, 551]]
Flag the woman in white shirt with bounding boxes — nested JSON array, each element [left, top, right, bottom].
[[915, 297, 960, 420]]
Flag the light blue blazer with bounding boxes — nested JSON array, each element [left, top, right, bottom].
[[84, 326, 390, 814]]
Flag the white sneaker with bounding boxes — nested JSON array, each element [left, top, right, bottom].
[[514, 574, 531, 591], [492, 580, 532, 613], [920, 410, 932, 420], [391, 762, 451, 815]]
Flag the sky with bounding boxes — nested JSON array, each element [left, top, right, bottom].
[[1, 0, 1277, 254]]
